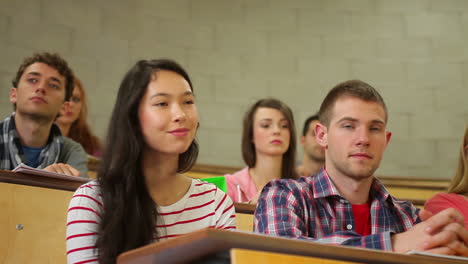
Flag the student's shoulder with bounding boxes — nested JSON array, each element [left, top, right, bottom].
[[191, 178, 227, 198], [389, 194, 420, 216], [224, 167, 248, 180], [62, 137, 86, 152], [74, 180, 102, 197], [265, 176, 313, 194], [192, 178, 219, 191], [425, 192, 464, 207]]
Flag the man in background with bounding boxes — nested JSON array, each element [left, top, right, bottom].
[[0, 52, 87, 177], [297, 113, 325, 177]]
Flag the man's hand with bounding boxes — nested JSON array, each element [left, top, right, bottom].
[[44, 163, 81, 177], [392, 208, 468, 256], [418, 209, 433, 221]]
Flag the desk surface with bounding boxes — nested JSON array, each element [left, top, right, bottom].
[[0, 169, 89, 191], [117, 228, 467, 264]]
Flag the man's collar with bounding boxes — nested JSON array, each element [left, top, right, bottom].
[[312, 168, 342, 199], [12, 112, 61, 147], [312, 168, 392, 204]]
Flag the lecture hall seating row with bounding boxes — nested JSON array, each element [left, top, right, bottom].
[[0, 161, 451, 263]]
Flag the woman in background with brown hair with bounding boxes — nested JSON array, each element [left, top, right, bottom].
[[225, 98, 298, 204], [56, 78, 102, 156], [425, 126, 468, 229]]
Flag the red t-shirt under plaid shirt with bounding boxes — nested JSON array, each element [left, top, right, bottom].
[[352, 202, 371, 236]]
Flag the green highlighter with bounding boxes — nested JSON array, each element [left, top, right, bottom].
[[200, 176, 227, 193]]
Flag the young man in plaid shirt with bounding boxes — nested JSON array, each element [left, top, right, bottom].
[[0, 52, 87, 177], [255, 80, 468, 256]]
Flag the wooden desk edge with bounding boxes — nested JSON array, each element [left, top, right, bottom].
[[117, 228, 466, 264], [0, 169, 90, 192], [234, 203, 256, 214]]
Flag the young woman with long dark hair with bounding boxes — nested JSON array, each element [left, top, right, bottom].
[[66, 59, 236, 264]]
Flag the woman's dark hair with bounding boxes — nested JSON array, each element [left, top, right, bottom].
[[96, 59, 198, 264], [241, 98, 298, 180]]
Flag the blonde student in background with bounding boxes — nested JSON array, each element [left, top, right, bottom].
[[425, 126, 468, 229]]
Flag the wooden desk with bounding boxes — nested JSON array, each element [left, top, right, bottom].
[[0, 169, 88, 191], [231, 248, 361, 264], [117, 228, 467, 264], [234, 203, 255, 231], [233, 202, 255, 214], [0, 170, 90, 264]]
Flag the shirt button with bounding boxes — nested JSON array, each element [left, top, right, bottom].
[[346, 224, 353, 230]]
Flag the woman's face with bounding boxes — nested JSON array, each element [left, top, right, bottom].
[[252, 107, 290, 157], [138, 70, 198, 155], [56, 86, 82, 125]]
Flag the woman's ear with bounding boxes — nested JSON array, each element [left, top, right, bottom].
[[315, 122, 328, 148]]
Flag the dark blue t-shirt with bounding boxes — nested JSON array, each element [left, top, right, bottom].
[[22, 145, 43, 167]]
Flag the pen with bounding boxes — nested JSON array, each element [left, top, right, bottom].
[[236, 184, 242, 203]]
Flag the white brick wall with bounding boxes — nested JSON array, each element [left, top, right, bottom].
[[0, 0, 467, 179], [0, 0, 41, 24], [8, 18, 73, 55], [215, 24, 268, 56]]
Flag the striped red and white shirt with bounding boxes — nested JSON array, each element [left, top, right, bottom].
[[66, 179, 236, 264]]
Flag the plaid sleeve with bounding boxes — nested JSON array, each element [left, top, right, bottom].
[[340, 231, 393, 250], [254, 180, 310, 238], [254, 179, 393, 250]]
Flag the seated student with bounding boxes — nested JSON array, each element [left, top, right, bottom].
[[66, 59, 236, 264], [225, 98, 298, 204], [296, 113, 325, 177], [425, 126, 468, 229], [255, 80, 468, 255], [0, 52, 87, 177], [56, 77, 102, 157]]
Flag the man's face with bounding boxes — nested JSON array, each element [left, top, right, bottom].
[[301, 120, 325, 162], [10, 62, 66, 120], [316, 96, 391, 181]]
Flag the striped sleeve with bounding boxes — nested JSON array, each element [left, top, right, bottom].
[[213, 188, 236, 230], [66, 181, 102, 264]]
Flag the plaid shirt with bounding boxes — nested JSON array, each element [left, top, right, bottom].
[[1, 113, 63, 170], [254, 169, 421, 251]]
